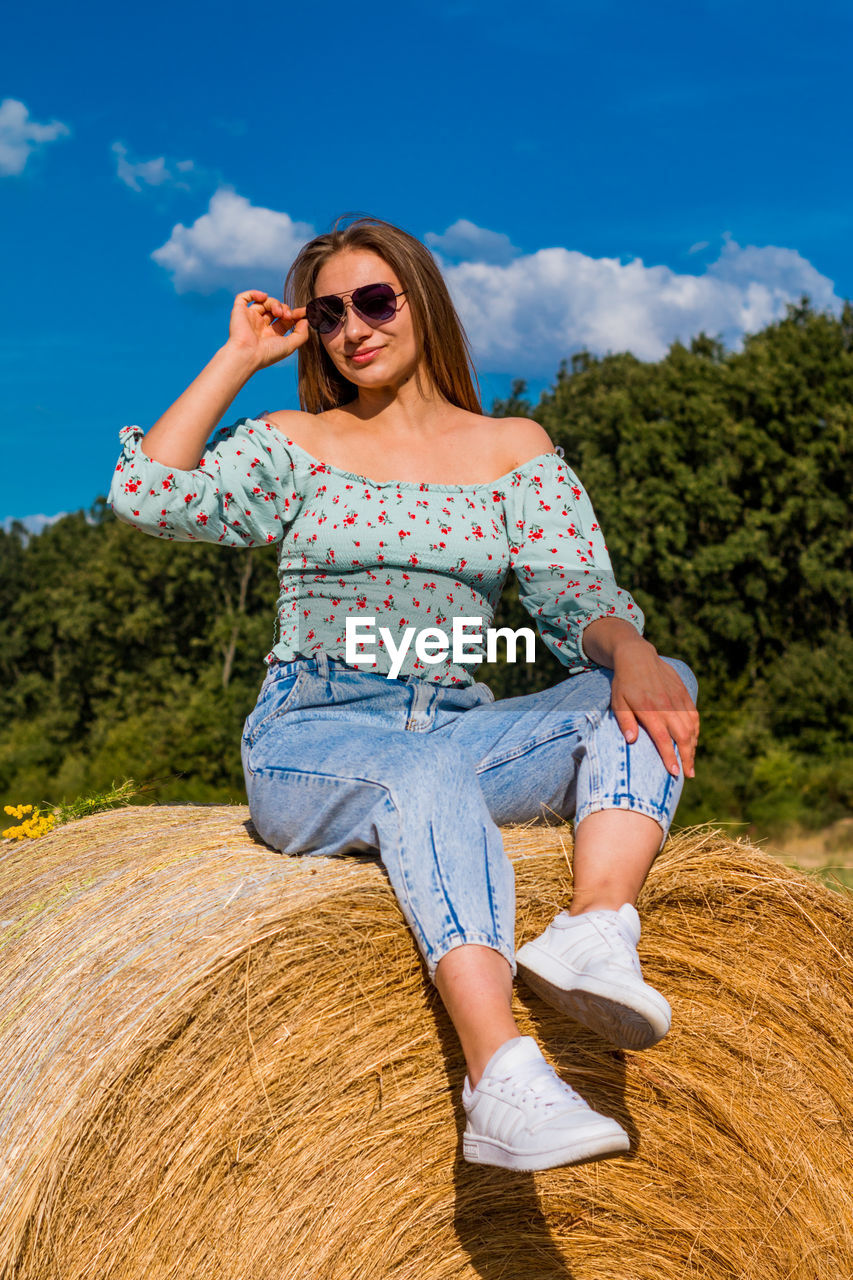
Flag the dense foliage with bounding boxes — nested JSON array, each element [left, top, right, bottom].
[[2, 297, 851, 836]]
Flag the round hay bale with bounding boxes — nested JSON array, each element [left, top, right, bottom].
[[0, 806, 851, 1279]]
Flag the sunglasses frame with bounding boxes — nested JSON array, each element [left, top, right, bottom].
[[305, 282, 407, 334]]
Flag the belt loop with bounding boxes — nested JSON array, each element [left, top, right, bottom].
[[315, 647, 329, 679]]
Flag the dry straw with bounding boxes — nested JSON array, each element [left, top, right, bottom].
[[0, 805, 851, 1279]]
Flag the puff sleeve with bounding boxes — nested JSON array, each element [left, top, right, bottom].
[[107, 417, 303, 547], [507, 450, 645, 672]]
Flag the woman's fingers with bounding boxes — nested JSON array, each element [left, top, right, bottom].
[[288, 316, 311, 342], [662, 674, 700, 777], [271, 305, 309, 337], [257, 315, 311, 365], [612, 664, 700, 779], [227, 293, 311, 367], [633, 705, 698, 778], [233, 293, 307, 324], [236, 290, 268, 307], [610, 689, 639, 744], [667, 707, 698, 778], [639, 709, 681, 777]]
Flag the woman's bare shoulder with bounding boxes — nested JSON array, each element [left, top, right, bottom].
[[258, 408, 318, 451], [487, 415, 556, 468]]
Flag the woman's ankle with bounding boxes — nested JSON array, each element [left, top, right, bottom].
[[568, 892, 634, 915], [466, 1031, 523, 1089]]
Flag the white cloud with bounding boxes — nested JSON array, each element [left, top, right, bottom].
[[151, 187, 315, 294], [688, 240, 710, 254], [425, 218, 519, 265], [431, 227, 842, 372], [2, 512, 69, 540], [151, 198, 842, 370], [112, 141, 195, 192], [0, 98, 70, 176]]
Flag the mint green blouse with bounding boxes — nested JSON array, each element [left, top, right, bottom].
[[108, 416, 645, 686]]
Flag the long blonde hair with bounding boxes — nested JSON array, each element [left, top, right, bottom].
[[283, 213, 482, 415]]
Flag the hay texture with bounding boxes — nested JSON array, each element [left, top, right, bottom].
[[1, 806, 852, 1280]]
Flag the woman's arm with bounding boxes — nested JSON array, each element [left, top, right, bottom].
[[141, 291, 309, 470], [107, 292, 311, 547], [582, 617, 700, 780]]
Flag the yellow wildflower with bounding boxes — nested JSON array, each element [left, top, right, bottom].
[[2, 804, 57, 841]]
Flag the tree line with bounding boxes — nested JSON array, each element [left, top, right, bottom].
[[2, 296, 850, 838]]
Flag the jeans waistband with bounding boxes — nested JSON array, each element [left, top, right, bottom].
[[271, 648, 421, 684]]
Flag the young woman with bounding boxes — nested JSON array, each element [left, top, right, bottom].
[[109, 213, 699, 1173]]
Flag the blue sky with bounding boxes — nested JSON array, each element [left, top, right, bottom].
[[1, 0, 850, 524]]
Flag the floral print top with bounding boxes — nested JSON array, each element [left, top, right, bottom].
[[108, 416, 644, 687]]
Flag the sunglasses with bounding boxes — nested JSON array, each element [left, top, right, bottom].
[[305, 282, 407, 334]]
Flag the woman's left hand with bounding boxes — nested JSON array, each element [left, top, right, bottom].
[[609, 639, 700, 779]]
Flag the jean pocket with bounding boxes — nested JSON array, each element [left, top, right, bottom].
[[243, 669, 307, 747]]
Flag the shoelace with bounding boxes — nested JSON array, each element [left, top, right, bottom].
[[595, 914, 643, 974], [489, 1060, 587, 1114]]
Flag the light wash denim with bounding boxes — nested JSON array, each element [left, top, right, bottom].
[[241, 649, 699, 981]]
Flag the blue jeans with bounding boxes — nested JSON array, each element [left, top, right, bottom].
[[241, 648, 698, 982]]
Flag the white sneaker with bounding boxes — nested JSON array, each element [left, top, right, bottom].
[[516, 904, 671, 1050], [461, 1035, 629, 1171]]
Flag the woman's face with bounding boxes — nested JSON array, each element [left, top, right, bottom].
[[311, 248, 422, 394]]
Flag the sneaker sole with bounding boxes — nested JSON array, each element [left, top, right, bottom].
[[463, 1124, 629, 1171], [516, 948, 671, 1050]]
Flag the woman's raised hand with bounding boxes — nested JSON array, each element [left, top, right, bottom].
[[227, 290, 310, 370]]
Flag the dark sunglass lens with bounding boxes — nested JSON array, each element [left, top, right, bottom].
[[353, 284, 396, 323], [307, 296, 345, 333]]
